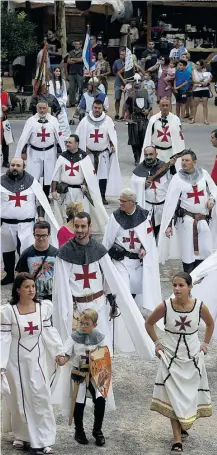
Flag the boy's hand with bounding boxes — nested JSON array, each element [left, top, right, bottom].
[[56, 355, 67, 366]]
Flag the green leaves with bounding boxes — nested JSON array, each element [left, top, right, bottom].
[[1, 8, 38, 61]]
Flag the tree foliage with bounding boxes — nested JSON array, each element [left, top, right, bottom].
[[1, 9, 38, 61]]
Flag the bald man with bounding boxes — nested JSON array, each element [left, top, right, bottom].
[[0, 158, 59, 285]]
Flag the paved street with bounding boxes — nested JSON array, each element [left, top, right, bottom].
[[1, 116, 217, 455]]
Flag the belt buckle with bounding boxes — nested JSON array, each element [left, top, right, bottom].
[[42, 147, 46, 151]]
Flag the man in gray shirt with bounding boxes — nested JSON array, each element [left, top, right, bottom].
[[68, 41, 84, 107], [112, 48, 126, 120]]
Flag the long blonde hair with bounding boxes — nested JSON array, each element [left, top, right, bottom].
[[66, 201, 84, 221]]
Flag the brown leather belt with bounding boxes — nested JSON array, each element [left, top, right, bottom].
[[184, 210, 207, 255], [124, 251, 140, 259], [72, 290, 104, 303]]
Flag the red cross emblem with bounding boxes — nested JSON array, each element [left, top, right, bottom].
[[179, 125, 184, 140], [147, 221, 153, 234], [37, 127, 50, 142], [65, 162, 79, 176], [8, 192, 27, 207], [150, 178, 161, 190], [187, 185, 204, 204], [175, 316, 191, 331], [123, 231, 140, 249], [74, 264, 97, 289], [90, 129, 104, 143], [24, 321, 39, 335], [157, 126, 171, 143], [58, 131, 62, 136]]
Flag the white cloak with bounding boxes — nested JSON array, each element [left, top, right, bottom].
[[51, 154, 108, 234], [75, 111, 122, 197], [48, 80, 71, 141], [141, 112, 185, 169], [158, 169, 217, 264]]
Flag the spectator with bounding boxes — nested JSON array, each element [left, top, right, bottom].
[[177, 38, 187, 59], [16, 221, 57, 301], [112, 47, 126, 120], [79, 78, 109, 117], [95, 52, 111, 94], [142, 41, 160, 85], [90, 35, 102, 56], [164, 60, 176, 90], [169, 37, 187, 61], [174, 59, 190, 120], [46, 29, 62, 73], [57, 201, 84, 247], [191, 59, 212, 124], [182, 52, 194, 119], [67, 40, 83, 107], [156, 57, 173, 104], [120, 23, 130, 48], [36, 41, 51, 72], [129, 20, 139, 45], [141, 72, 155, 114], [12, 55, 25, 92]]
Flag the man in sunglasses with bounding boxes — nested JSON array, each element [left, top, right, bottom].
[[16, 221, 57, 301]]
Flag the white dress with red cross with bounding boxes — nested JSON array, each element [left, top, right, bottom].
[[15, 113, 64, 186], [0, 300, 63, 448], [158, 169, 217, 264]]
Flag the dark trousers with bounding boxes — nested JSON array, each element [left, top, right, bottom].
[[74, 381, 105, 433], [69, 73, 84, 105], [2, 237, 21, 280], [2, 136, 9, 164], [182, 259, 203, 274], [132, 145, 142, 164], [99, 179, 107, 200]]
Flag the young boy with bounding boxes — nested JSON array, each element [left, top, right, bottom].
[[174, 59, 190, 120], [56, 309, 110, 447], [141, 73, 155, 115]]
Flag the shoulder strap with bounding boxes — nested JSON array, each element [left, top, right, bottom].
[[33, 251, 49, 279]]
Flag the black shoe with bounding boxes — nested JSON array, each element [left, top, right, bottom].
[[2, 162, 10, 168], [74, 430, 89, 445], [92, 430, 105, 446], [102, 198, 109, 205], [1, 275, 14, 285], [114, 115, 119, 121]]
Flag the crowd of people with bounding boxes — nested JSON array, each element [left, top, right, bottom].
[[1, 27, 217, 455]]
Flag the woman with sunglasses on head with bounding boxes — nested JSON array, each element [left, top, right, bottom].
[[48, 66, 71, 140], [0, 272, 64, 454], [191, 59, 212, 124], [145, 271, 214, 453]]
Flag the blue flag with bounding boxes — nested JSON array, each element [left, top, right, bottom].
[[82, 27, 95, 72]]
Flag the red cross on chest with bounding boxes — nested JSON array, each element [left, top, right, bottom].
[[123, 231, 140, 249], [187, 185, 204, 204], [74, 265, 97, 289], [37, 127, 50, 142], [150, 178, 161, 190], [147, 221, 153, 234], [175, 316, 191, 331], [8, 192, 27, 207], [90, 129, 104, 143], [157, 126, 171, 143], [65, 162, 79, 176], [24, 321, 39, 335]]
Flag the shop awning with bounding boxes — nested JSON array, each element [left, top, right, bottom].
[[9, 0, 119, 14]]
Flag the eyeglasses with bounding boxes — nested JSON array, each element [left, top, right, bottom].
[[79, 321, 94, 328], [119, 199, 131, 203], [34, 234, 49, 239]]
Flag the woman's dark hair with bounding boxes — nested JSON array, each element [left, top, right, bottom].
[[52, 67, 63, 93], [199, 59, 205, 68], [164, 56, 170, 66], [10, 273, 37, 306], [173, 272, 192, 286]]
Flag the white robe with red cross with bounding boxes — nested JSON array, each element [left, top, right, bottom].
[[141, 112, 185, 168], [15, 113, 65, 185], [75, 111, 122, 197], [158, 169, 217, 264]]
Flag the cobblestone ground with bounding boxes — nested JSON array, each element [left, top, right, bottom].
[[1, 108, 217, 455]]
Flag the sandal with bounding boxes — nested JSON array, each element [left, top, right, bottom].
[[13, 440, 24, 450], [189, 119, 195, 124], [181, 429, 189, 439], [30, 448, 55, 455], [204, 120, 209, 125], [171, 442, 183, 453]]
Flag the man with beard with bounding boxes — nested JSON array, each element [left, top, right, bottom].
[[210, 129, 217, 184], [125, 74, 152, 166], [75, 100, 121, 205], [103, 189, 162, 323], [0, 158, 59, 285], [131, 145, 176, 239], [158, 150, 217, 273], [15, 100, 64, 198], [52, 211, 154, 360], [142, 97, 185, 167], [51, 134, 108, 232]]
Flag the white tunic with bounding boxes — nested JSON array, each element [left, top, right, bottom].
[[151, 298, 212, 429], [48, 80, 71, 141], [0, 301, 63, 448]]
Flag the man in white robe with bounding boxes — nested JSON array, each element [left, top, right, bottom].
[[131, 145, 176, 239], [158, 149, 217, 273], [141, 97, 185, 167], [1, 158, 59, 285], [15, 100, 65, 197], [75, 100, 122, 205], [51, 134, 108, 233], [52, 211, 154, 361]]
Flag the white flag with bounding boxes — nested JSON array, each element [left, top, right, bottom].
[[124, 47, 134, 81]]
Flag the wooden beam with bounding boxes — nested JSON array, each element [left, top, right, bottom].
[[147, 2, 152, 45]]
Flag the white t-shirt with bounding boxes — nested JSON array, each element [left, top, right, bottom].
[[193, 70, 211, 92]]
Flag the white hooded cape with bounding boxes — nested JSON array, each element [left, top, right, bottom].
[[51, 154, 109, 234], [75, 111, 122, 197]]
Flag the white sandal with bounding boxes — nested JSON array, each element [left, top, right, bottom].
[[13, 440, 24, 450], [43, 448, 55, 454]]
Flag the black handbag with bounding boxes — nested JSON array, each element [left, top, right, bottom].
[[56, 182, 69, 194], [108, 243, 126, 261]]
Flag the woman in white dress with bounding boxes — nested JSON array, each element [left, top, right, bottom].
[[0, 273, 64, 454], [145, 271, 214, 454], [48, 67, 71, 141]]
